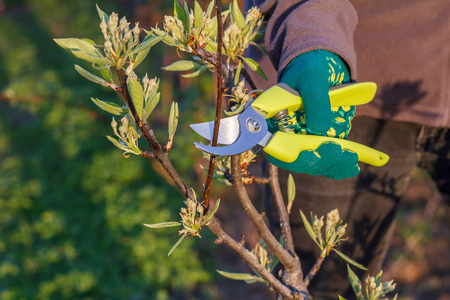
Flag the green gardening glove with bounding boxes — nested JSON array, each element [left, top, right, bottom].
[[267, 50, 359, 180]]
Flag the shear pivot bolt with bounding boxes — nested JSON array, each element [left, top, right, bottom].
[[246, 117, 261, 133]]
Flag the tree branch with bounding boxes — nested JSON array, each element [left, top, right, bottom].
[[269, 164, 295, 254], [140, 151, 156, 159], [304, 254, 325, 287], [231, 157, 296, 268], [230, 156, 308, 296], [191, 48, 218, 67], [202, 0, 225, 209], [242, 175, 271, 185], [116, 69, 194, 201], [206, 217, 294, 299]]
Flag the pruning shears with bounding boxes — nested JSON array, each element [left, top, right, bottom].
[[190, 82, 389, 167]]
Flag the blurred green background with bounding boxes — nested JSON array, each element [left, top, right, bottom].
[[0, 1, 448, 300], [0, 0, 222, 299]]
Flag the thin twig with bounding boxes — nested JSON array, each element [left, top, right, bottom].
[[116, 69, 194, 201], [231, 157, 307, 296], [206, 217, 294, 299], [191, 48, 218, 67], [230, 156, 295, 269], [242, 176, 271, 185], [202, 0, 225, 209], [269, 164, 295, 254], [140, 151, 156, 159], [304, 254, 325, 287]]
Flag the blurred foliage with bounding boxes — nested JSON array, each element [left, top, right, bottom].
[[0, 0, 219, 299]]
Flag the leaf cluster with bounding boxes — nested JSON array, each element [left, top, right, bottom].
[[217, 239, 279, 285], [144, 192, 220, 256], [155, 0, 267, 81], [300, 209, 367, 270], [54, 7, 179, 157], [341, 266, 398, 300]]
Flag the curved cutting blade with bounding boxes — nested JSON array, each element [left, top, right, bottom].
[[190, 115, 240, 145], [193, 104, 268, 156]]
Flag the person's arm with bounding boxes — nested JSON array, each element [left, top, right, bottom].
[[253, 0, 361, 180], [259, 0, 358, 80]]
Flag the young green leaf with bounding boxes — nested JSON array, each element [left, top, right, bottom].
[[106, 135, 126, 151], [134, 35, 164, 55], [206, 15, 218, 38], [173, 0, 186, 26], [106, 136, 141, 155], [216, 270, 264, 283], [82, 38, 96, 45], [134, 48, 150, 69], [206, 0, 214, 17], [162, 60, 201, 72], [224, 101, 246, 116], [144, 92, 160, 120], [168, 233, 187, 256], [241, 57, 267, 80], [347, 265, 365, 300], [287, 173, 296, 213], [194, 0, 203, 29], [96, 4, 109, 22], [333, 250, 367, 271], [299, 210, 321, 249], [54, 38, 107, 64], [91, 98, 127, 116], [127, 78, 144, 120], [143, 222, 181, 228], [182, 64, 208, 78], [206, 10, 230, 38], [183, 2, 190, 33], [338, 296, 347, 300], [168, 101, 179, 139], [251, 42, 268, 56], [230, 0, 245, 29], [204, 41, 218, 53], [100, 67, 113, 82], [375, 270, 383, 286], [153, 27, 180, 47], [234, 60, 242, 86], [74, 65, 116, 89], [203, 198, 220, 223]]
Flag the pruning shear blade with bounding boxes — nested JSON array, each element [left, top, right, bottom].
[[191, 102, 269, 156], [190, 115, 240, 145]]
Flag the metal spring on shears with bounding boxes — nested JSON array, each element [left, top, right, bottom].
[[273, 109, 294, 132]]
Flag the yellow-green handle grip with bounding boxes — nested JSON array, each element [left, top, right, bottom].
[[264, 131, 389, 167], [252, 82, 377, 118]]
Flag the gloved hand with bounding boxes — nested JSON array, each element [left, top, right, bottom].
[[268, 50, 359, 180]]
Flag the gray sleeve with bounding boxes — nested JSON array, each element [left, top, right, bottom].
[[250, 0, 358, 81]]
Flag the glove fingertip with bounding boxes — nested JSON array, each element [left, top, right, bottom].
[[303, 93, 333, 134]]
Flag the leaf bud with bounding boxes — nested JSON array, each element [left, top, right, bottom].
[[124, 30, 133, 43], [142, 74, 150, 89], [326, 209, 340, 228], [100, 18, 108, 38], [119, 16, 129, 31], [313, 215, 324, 232], [104, 40, 114, 56], [133, 23, 140, 42], [245, 7, 262, 25], [336, 223, 347, 239], [108, 13, 119, 33], [111, 117, 118, 128]]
